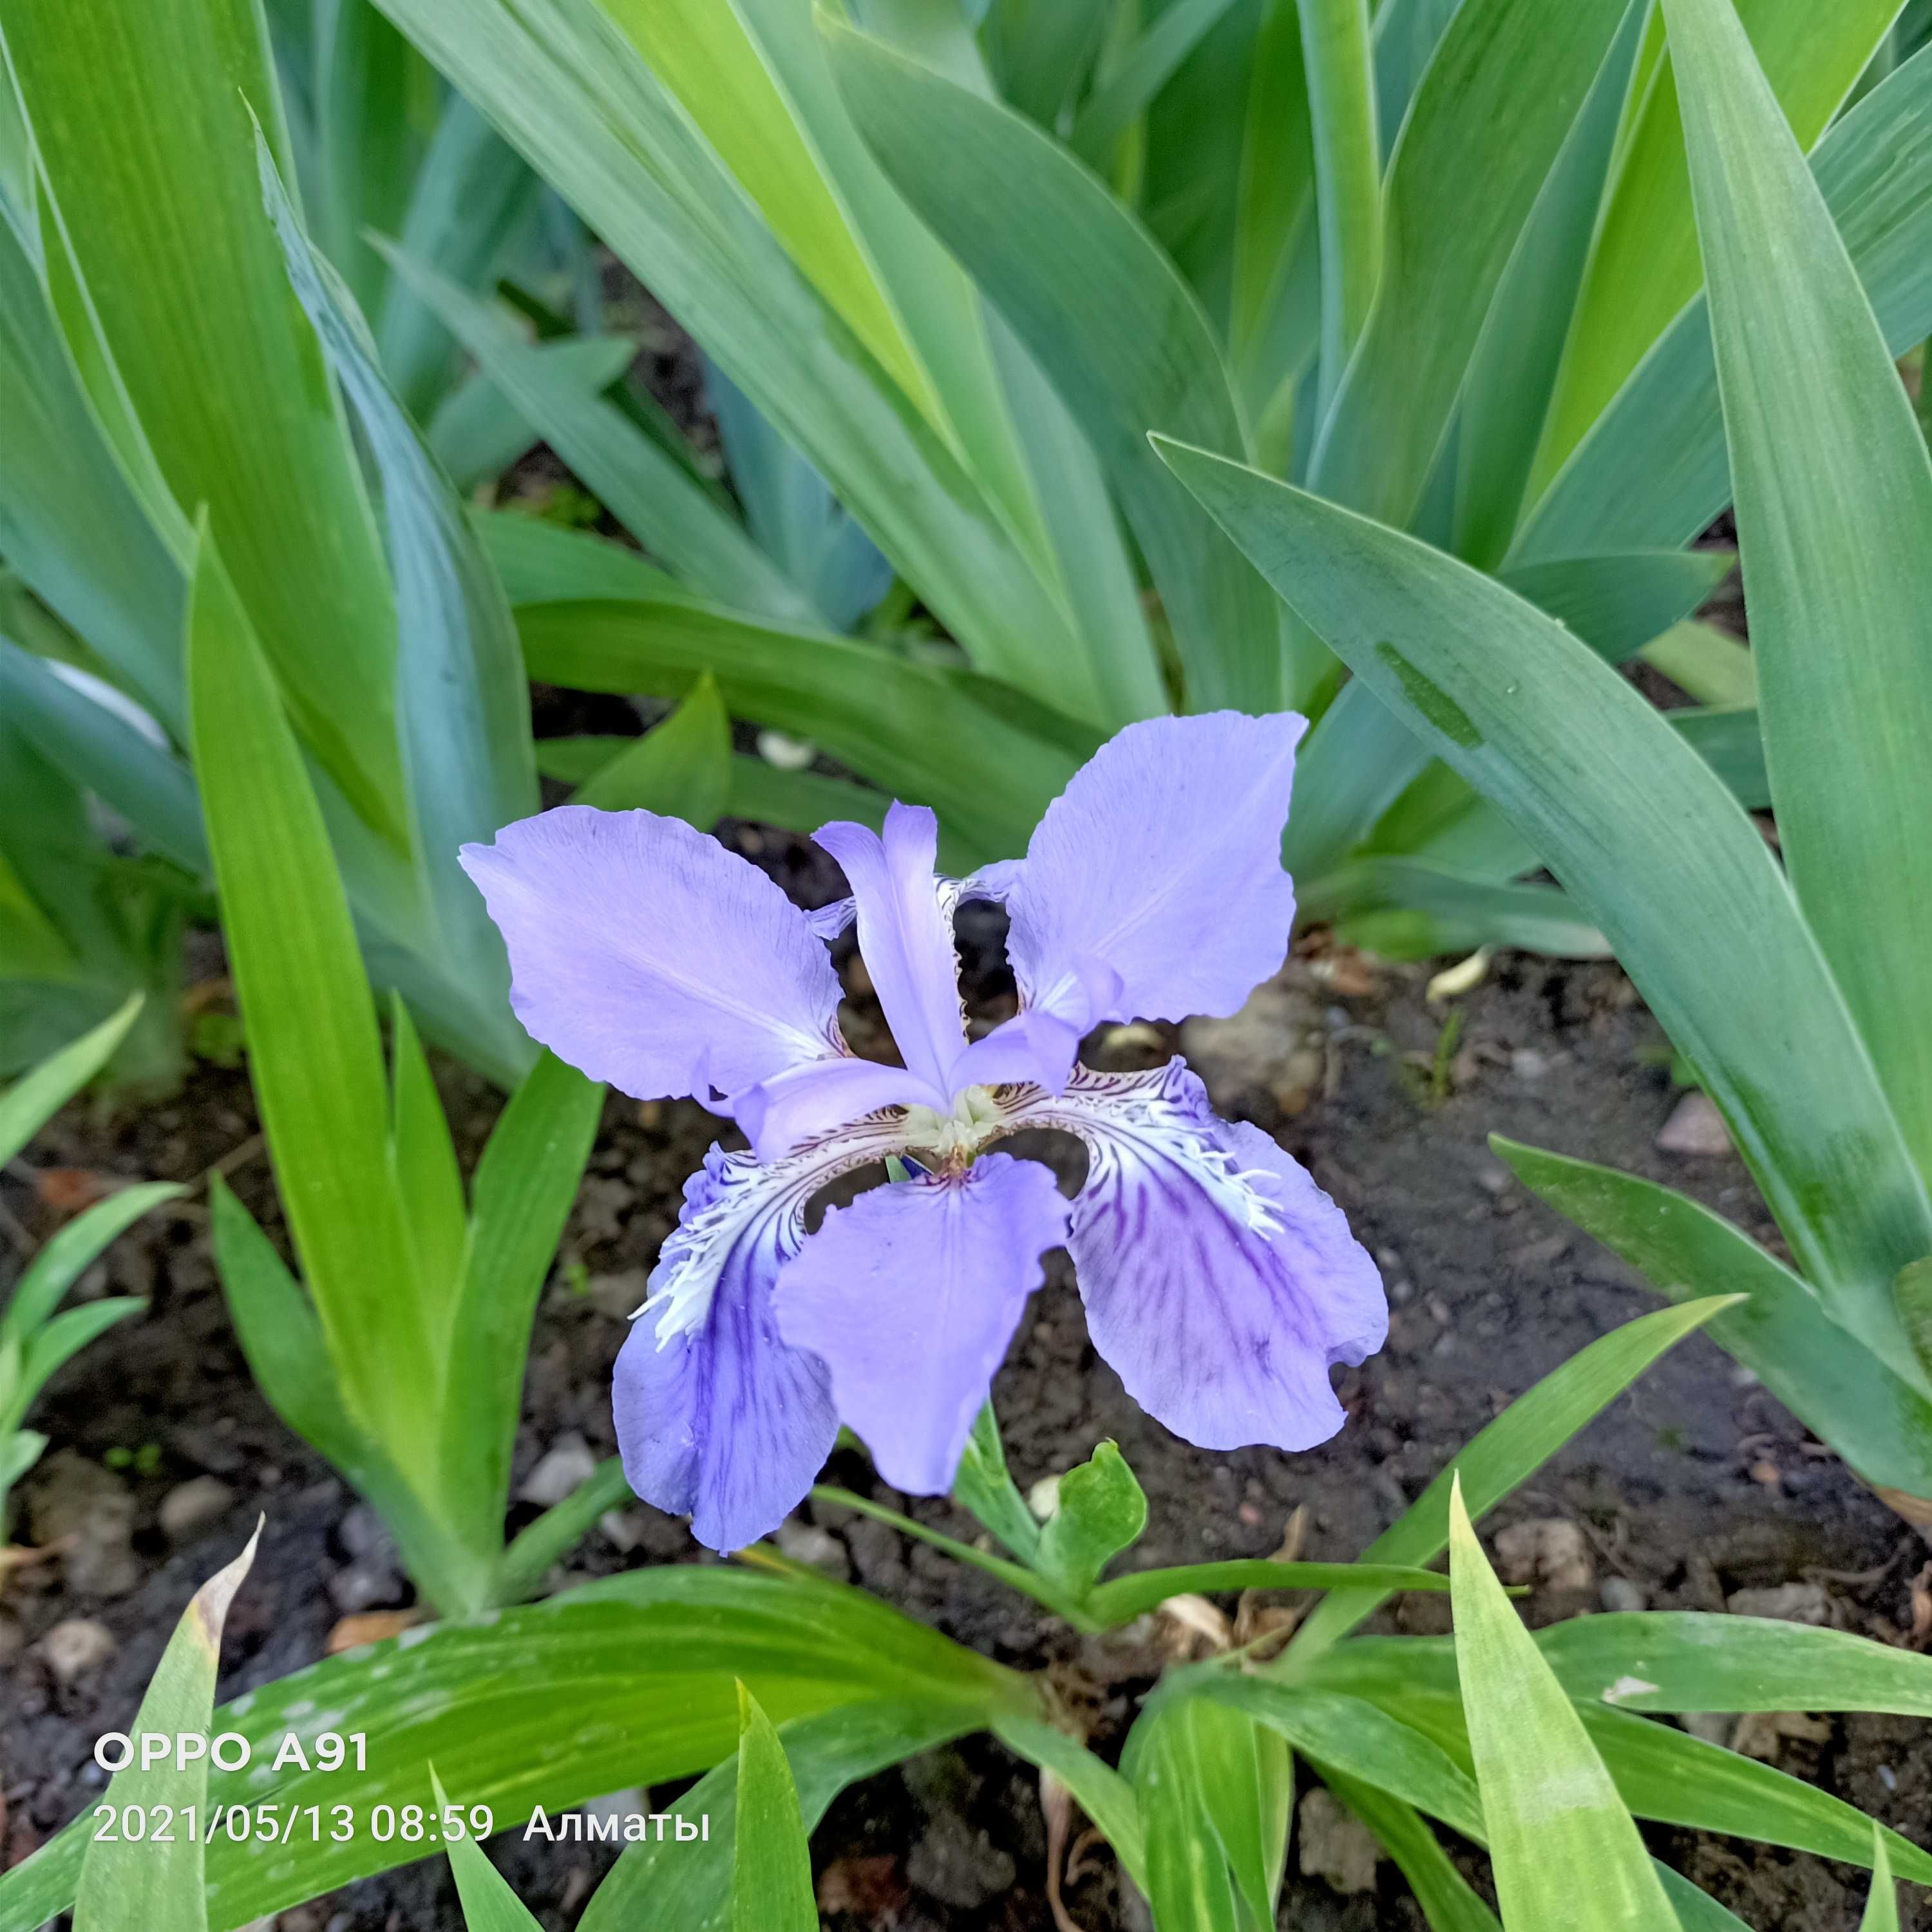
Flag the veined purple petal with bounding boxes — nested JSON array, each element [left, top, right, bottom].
[[952, 1007, 1083, 1095], [1015, 1061, 1385, 1452], [774, 1154, 1070, 1495], [614, 1119, 902, 1549], [461, 806, 842, 1104], [813, 804, 967, 1096], [733, 1054, 942, 1162], [1002, 712, 1306, 1034]]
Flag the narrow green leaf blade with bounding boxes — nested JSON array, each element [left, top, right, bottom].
[[430, 1768, 544, 1932], [6, 0, 404, 834], [72, 1526, 260, 1932], [1861, 1832, 1899, 1932], [1, 1182, 178, 1343], [387, 996, 468, 1328], [1159, 443, 1932, 1370], [185, 526, 426, 1455], [1286, 1299, 1735, 1658], [573, 674, 732, 828], [0, 992, 142, 1169], [1309, 0, 1629, 526], [1663, 0, 1932, 1187], [823, 15, 1292, 713], [732, 1686, 817, 1932], [1492, 1136, 1932, 1502], [1321, 1773, 1501, 1932], [1449, 1476, 1678, 1928]]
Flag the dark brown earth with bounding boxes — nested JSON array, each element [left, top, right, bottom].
[[4, 858, 1927, 1930]]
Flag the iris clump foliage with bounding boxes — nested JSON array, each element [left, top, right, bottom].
[[0, 0, 1929, 1924]]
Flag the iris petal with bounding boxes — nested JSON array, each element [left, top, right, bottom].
[[461, 806, 842, 1104], [613, 1121, 903, 1549], [1001, 712, 1306, 1035], [774, 1153, 1070, 1495], [1014, 1061, 1385, 1452]]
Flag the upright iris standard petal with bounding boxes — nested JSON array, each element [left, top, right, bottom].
[[1001, 712, 1307, 1034], [613, 1124, 900, 1550], [732, 1054, 939, 1164], [1017, 1062, 1385, 1453], [460, 806, 843, 1104], [773, 1155, 1071, 1495], [813, 804, 970, 1095]]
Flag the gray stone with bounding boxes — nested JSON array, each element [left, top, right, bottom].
[[1657, 1092, 1734, 1157], [774, 1517, 850, 1580], [1600, 1576, 1649, 1614], [1493, 1518, 1595, 1595], [518, 1434, 598, 1507], [37, 1616, 118, 1683], [24, 1451, 141, 1598], [1180, 974, 1325, 1117], [1727, 1581, 1834, 1625], [159, 1475, 237, 1542], [1297, 1787, 1380, 1895]]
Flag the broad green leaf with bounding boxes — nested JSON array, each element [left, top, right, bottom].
[[0, 1182, 179, 1343], [0, 1566, 1036, 1932], [1179, 1697, 1293, 1931], [386, 996, 468, 1320], [366, 0, 1086, 710], [1535, 0, 1899, 495], [260, 151, 536, 1074], [1160, 443, 1932, 1377], [1664, 0, 1932, 1188], [475, 509, 685, 604], [514, 596, 1091, 864], [1308, 0, 1629, 527], [1448, 1477, 1677, 1929], [1452, 0, 1645, 566], [0, 647, 207, 879], [1576, 1702, 1932, 1886], [207, 1175, 494, 1613], [377, 93, 542, 419], [1321, 1773, 1501, 1932], [71, 1526, 259, 1932], [1295, 0, 1381, 417], [1658, 1870, 1760, 1932], [0, 207, 187, 731], [824, 15, 1293, 714], [1862, 1832, 1899, 1932], [574, 674, 733, 828], [314, 0, 437, 317], [1284, 1298, 1734, 1660], [732, 1687, 817, 1932], [991, 1716, 1148, 1891], [430, 1768, 543, 1932], [1492, 1137, 1932, 1502], [580, 1703, 977, 1932], [1286, 544, 1735, 882], [1070, 0, 1245, 171], [1900, 1258, 1932, 1379], [185, 527, 427, 1461], [1534, 1613, 1932, 1720], [1515, 45, 1932, 560], [1306, 1643, 1932, 1887], [5, 0, 404, 835], [441, 1049, 603, 1560], [0, 992, 140, 1168], [381, 247, 815, 625], [1132, 1700, 1244, 1932], [1034, 1439, 1148, 1598], [646, 0, 1073, 630], [1229, 0, 1314, 393], [987, 0, 1112, 126]]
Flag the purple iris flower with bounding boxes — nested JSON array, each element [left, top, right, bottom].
[[460, 712, 1385, 1551]]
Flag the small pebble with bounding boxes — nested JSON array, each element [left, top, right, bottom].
[[518, 1434, 599, 1507], [1657, 1092, 1734, 1157], [1297, 1788, 1380, 1894], [1727, 1581, 1833, 1625], [1600, 1577, 1649, 1615], [158, 1475, 236, 1542], [775, 1519, 850, 1579], [37, 1617, 118, 1684]]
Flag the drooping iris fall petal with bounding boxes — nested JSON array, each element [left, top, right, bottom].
[[774, 1153, 1071, 1495]]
